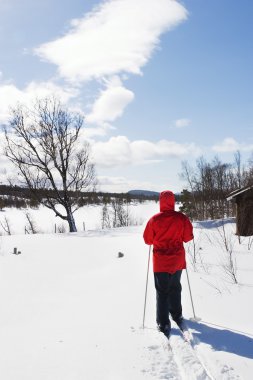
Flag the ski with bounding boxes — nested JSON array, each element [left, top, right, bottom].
[[179, 326, 193, 344], [179, 328, 192, 343], [175, 319, 194, 343], [158, 319, 194, 345]]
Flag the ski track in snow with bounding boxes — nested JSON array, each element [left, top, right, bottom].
[[140, 329, 182, 379], [169, 335, 212, 380], [140, 328, 242, 380], [191, 335, 242, 380]]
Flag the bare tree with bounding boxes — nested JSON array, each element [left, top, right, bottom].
[[216, 221, 238, 284], [180, 156, 239, 221], [248, 236, 253, 251], [111, 199, 131, 227], [101, 203, 111, 229], [222, 249, 238, 284], [245, 153, 253, 186], [57, 223, 67, 234], [180, 161, 199, 219], [234, 150, 242, 188], [25, 212, 37, 234], [0, 216, 11, 235], [4, 97, 96, 232]]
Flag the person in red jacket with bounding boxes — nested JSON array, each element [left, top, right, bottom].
[[143, 190, 193, 338]]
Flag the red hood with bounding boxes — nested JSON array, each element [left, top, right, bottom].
[[159, 190, 175, 212]]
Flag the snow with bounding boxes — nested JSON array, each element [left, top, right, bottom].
[[0, 201, 156, 234], [0, 202, 252, 379]]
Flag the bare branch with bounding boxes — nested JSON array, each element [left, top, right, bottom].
[[4, 96, 96, 232]]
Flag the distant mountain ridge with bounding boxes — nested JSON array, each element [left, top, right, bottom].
[[127, 190, 160, 197]]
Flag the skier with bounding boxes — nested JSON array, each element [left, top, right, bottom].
[[143, 190, 193, 338]]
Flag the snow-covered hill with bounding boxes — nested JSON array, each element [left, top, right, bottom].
[[0, 204, 252, 379]]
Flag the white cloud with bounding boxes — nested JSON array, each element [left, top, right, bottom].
[[35, 0, 188, 82], [0, 139, 18, 183], [174, 118, 191, 128], [212, 137, 253, 152], [0, 77, 132, 142], [86, 81, 134, 125], [131, 139, 198, 162], [77, 123, 116, 143], [0, 81, 79, 123], [91, 135, 200, 167], [92, 136, 132, 167]]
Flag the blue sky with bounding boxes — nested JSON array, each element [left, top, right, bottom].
[[0, 0, 253, 192]]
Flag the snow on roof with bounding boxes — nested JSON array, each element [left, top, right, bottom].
[[226, 185, 253, 201]]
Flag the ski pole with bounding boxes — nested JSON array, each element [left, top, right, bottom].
[[142, 245, 151, 329], [186, 267, 201, 322]]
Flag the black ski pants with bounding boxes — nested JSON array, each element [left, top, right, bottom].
[[154, 270, 182, 328]]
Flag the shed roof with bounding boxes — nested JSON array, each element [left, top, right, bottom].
[[226, 184, 253, 201]]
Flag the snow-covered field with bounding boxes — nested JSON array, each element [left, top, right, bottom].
[[0, 202, 252, 380], [0, 202, 157, 234]]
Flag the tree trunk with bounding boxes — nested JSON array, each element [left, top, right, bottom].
[[67, 211, 77, 232]]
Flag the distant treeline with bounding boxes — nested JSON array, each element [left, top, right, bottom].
[[180, 152, 253, 220], [0, 185, 161, 210]]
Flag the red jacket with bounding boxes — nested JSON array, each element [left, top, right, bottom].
[[143, 191, 193, 273]]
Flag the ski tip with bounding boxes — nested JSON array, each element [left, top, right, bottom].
[[182, 330, 193, 343]]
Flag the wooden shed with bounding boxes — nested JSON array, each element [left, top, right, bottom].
[[226, 185, 253, 236]]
